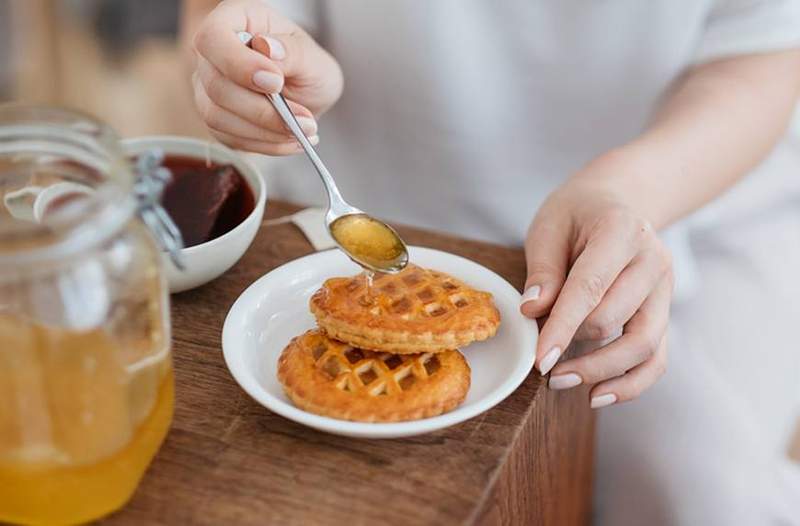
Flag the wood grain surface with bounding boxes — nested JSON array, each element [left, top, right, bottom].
[[99, 200, 595, 526]]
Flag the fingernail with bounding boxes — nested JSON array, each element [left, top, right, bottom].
[[549, 373, 582, 390], [538, 346, 561, 375], [252, 70, 283, 93], [295, 116, 318, 136], [520, 285, 541, 307], [591, 393, 617, 409], [265, 36, 286, 60]]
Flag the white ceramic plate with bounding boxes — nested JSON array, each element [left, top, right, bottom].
[[222, 246, 538, 438]]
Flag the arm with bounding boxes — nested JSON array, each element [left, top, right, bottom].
[[591, 49, 800, 229], [521, 49, 800, 407], [179, 0, 218, 66]]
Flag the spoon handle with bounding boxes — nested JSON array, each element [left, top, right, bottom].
[[237, 31, 351, 217], [266, 94, 350, 215]]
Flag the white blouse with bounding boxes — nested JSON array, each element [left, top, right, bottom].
[[259, 0, 800, 247]]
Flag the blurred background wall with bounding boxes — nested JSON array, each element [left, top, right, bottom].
[[0, 0, 208, 139]]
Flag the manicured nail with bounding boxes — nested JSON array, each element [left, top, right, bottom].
[[252, 70, 283, 93], [591, 393, 617, 409], [295, 117, 318, 136], [538, 346, 561, 375], [549, 373, 582, 390], [520, 285, 541, 307], [264, 36, 286, 60]]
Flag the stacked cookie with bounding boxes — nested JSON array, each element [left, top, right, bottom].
[[277, 264, 501, 422]]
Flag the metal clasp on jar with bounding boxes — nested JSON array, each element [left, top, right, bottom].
[[133, 149, 185, 270]]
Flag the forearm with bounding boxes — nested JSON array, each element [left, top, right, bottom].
[[591, 49, 800, 229], [180, 0, 219, 65]]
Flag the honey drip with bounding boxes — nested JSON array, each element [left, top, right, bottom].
[[204, 141, 212, 168], [365, 270, 375, 297]]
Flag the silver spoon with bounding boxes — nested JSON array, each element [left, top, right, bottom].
[[238, 31, 408, 274]]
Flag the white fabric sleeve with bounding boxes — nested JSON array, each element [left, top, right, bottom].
[[263, 0, 321, 37], [693, 0, 800, 64]]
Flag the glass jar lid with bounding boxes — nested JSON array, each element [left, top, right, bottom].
[[0, 104, 183, 267]]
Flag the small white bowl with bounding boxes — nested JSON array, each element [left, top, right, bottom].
[[122, 136, 267, 293]]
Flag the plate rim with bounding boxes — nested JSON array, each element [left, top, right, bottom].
[[222, 246, 538, 438]]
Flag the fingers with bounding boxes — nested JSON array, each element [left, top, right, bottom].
[[548, 274, 672, 390], [191, 2, 343, 149], [208, 128, 314, 156], [193, 6, 285, 95], [250, 32, 313, 81], [520, 214, 571, 319], [193, 71, 294, 143], [249, 32, 344, 115], [535, 220, 641, 374], [575, 243, 671, 341], [589, 333, 668, 408], [195, 58, 318, 137]]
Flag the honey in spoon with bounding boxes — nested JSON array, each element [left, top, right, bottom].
[[329, 213, 407, 272]]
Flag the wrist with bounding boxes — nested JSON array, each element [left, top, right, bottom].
[[568, 143, 678, 229]]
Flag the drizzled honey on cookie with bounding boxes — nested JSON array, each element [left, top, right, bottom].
[[310, 264, 500, 354]]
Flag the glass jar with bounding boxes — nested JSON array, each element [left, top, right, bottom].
[[0, 106, 180, 525]]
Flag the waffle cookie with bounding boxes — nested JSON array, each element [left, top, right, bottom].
[[277, 329, 470, 422], [309, 264, 500, 354]]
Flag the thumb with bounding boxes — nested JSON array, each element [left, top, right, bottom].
[[520, 216, 570, 319], [251, 32, 342, 113]]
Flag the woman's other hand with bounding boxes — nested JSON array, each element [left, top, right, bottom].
[[191, 0, 343, 155], [520, 150, 673, 408]]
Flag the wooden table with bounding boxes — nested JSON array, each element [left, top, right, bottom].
[[102, 201, 596, 526]]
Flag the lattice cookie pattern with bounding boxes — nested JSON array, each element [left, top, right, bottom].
[[310, 264, 500, 353], [314, 338, 443, 396], [278, 330, 471, 422]]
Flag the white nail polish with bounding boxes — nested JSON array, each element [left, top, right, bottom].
[[538, 346, 561, 375], [295, 117, 318, 136], [252, 70, 283, 93], [590, 393, 617, 409], [549, 373, 582, 390], [520, 285, 541, 306], [308, 135, 320, 145], [265, 36, 286, 60]]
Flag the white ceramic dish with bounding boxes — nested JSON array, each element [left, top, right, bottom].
[[222, 246, 538, 439], [122, 136, 267, 293]]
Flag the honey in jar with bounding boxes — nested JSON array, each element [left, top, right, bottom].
[[0, 106, 179, 524], [0, 316, 173, 525]]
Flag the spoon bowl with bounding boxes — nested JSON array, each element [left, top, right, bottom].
[[328, 212, 409, 273]]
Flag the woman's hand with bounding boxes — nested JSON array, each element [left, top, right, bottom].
[[520, 150, 673, 408], [518, 50, 800, 409], [191, 0, 343, 155]]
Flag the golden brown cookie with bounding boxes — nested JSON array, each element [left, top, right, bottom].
[[309, 264, 500, 353], [277, 329, 470, 422]]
